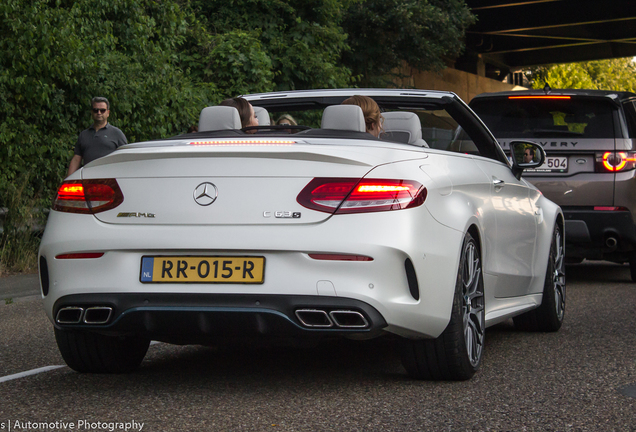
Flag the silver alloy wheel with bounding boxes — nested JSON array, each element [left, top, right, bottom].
[[462, 240, 485, 368], [553, 227, 566, 321]]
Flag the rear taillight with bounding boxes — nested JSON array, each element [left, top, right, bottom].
[[56, 253, 105, 259], [593, 206, 628, 211], [297, 178, 426, 214], [53, 179, 124, 214], [595, 152, 636, 172], [308, 254, 373, 261], [508, 96, 571, 100]]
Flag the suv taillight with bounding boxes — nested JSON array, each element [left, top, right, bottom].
[[53, 179, 124, 214], [297, 178, 426, 214], [595, 152, 636, 172]]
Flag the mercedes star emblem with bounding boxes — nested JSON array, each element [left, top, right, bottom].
[[193, 182, 218, 206]]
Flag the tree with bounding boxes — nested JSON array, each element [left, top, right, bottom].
[[530, 58, 636, 91], [0, 0, 214, 271], [0, 0, 215, 196], [184, 0, 353, 93], [0, 0, 478, 272], [184, 0, 476, 91], [341, 0, 475, 87]]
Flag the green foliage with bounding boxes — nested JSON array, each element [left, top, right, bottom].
[[206, 30, 275, 98], [530, 58, 636, 91], [0, 173, 42, 274], [0, 0, 477, 272], [0, 0, 214, 202], [186, 0, 352, 91], [0, 0, 215, 272], [341, 0, 475, 87]]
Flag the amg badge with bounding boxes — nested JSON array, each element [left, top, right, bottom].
[[117, 212, 155, 218]]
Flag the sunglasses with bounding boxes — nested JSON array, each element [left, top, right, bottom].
[[92, 108, 107, 114]]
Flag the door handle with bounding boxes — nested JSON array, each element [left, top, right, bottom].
[[492, 178, 505, 190]]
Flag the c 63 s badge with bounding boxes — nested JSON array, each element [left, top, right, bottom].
[[263, 211, 301, 218], [117, 212, 156, 218]]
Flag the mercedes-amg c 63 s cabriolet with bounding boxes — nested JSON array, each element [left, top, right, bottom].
[[39, 89, 565, 380]]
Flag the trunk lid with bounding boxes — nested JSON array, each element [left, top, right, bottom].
[[83, 138, 427, 225]]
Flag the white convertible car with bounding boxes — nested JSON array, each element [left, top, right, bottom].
[[39, 89, 565, 380]]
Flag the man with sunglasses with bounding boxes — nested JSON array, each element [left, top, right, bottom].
[[67, 96, 127, 176], [523, 147, 535, 163]]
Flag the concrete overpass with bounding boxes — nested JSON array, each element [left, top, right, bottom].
[[405, 0, 636, 102], [460, 0, 636, 80]]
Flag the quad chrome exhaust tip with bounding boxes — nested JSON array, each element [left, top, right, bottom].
[[56, 306, 84, 324], [295, 309, 369, 329], [329, 310, 369, 328], [55, 306, 113, 325], [83, 306, 113, 324], [295, 309, 333, 328]]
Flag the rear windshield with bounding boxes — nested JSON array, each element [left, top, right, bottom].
[[470, 97, 616, 139]]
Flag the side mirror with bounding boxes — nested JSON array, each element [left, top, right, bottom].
[[510, 141, 546, 180]]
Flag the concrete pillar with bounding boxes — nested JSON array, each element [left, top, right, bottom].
[[477, 55, 486, 77]]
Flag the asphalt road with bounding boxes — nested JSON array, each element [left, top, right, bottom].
[[1, 262, 635, 431], [0, 273, 40, 300]]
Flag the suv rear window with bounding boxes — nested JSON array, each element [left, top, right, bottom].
[[471, 98, 615, 139]]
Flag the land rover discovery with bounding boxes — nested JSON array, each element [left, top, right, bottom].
[[470, 89, 636, 280]]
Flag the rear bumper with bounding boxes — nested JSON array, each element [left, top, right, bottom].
[[52, 293, 388, 343], [39, 209, 463, 340], [564, 208, 636, 258]]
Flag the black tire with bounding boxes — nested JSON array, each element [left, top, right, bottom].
[[513, 224, 566, 332], [628, 252, 636, 282], [565, 257, 583, 265], [55, 327, 150, 373], [400, 232, 485, 381]]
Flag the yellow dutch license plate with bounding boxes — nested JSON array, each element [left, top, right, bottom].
[[140, 256, 265, 283]]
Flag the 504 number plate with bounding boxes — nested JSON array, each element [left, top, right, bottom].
[[526, 156, 568, 173]]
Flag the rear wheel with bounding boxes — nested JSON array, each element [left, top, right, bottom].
[[513, 224, 565, 332], [400, 232, 485, 380], [55, 328, 150, 373], [565, 257, 583, 265], [628, 252, 636, 282]]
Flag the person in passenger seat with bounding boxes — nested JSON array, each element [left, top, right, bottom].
[[342, 95, 384, 138], [220, 97, 259, 132], [276, 114, 297, 127], [276, 114, 297, 134]]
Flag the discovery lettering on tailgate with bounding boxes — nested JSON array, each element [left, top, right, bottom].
[[499, 141, 579, 149]]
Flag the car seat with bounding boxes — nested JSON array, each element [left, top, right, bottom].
[[253, 106, 271, 126], [321, 105, 366, 132], [381, 111, 429, 147], [198, 106, 242, 131]]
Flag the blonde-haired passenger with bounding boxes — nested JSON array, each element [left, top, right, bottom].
[[276, 114, 297, 126], [341, 95, 384, 137]]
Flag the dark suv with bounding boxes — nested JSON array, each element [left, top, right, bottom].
[[470, 89, 636, 280]]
